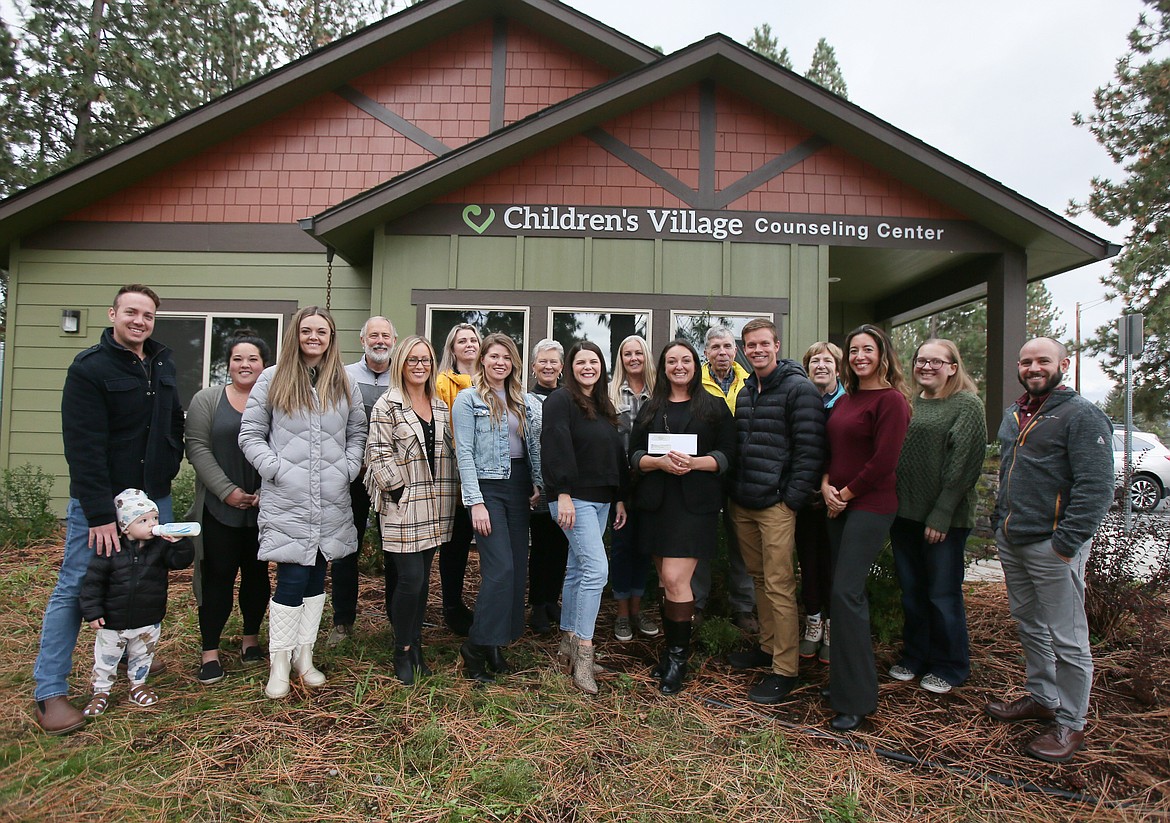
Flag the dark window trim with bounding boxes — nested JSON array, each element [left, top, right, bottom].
[[412, 288, 787, 354]]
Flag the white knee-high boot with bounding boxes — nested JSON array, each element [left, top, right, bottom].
[[265, 601, 302, 699], [294, 593, 327, 687]]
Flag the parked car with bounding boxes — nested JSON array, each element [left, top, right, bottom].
[[1113, 429, 1170, 512]]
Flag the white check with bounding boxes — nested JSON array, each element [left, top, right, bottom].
[[647, 433, 698, 456]]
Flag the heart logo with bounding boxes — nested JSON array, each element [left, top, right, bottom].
[[462, 205, 495, 235]]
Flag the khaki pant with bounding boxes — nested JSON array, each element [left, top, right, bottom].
[[731, 501, 798, 676]]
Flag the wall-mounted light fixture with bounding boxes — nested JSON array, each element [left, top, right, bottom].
[[60, 310, 81, 333]]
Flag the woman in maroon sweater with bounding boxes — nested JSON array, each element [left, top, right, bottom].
[[821, 324, 911, 732]]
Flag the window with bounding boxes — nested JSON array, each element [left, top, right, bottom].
[[427, 306, 529, 371], [549, 309, 650, 372], [153, 314, 282, 405]]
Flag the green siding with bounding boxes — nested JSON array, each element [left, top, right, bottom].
[[788, 245, 826, 356], [522, 237, 585, 291], [662, 241, 722, 295], [591, 239, 655, 292], [2, 245, 372, 515], [729, 243, 791, 298], [455, 237, 516, 290]]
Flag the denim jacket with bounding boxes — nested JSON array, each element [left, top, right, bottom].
[[451, 387, 543, 506]]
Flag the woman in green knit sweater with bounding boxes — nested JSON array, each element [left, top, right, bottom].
[[889, 338, 987, 694]]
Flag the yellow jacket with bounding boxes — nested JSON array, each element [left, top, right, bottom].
[[436, 370, 472, 410], [701, 361, 751, 413]]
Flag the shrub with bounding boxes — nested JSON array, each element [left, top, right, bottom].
[[866, 541, 903, 644], [0, 463, 58, 546], [170, 463, 196, 520], [1086, 512, 1170, 641]]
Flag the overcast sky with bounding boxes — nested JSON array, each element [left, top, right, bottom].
[[566, 0, 1146, 402]]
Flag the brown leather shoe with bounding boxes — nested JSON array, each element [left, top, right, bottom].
[[34, 696, 86, 735], [1024, 724, 1085, 763], [985, 695, 1056, 723]]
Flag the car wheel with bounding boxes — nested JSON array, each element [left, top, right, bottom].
[[1129, 474, 1163, 513]]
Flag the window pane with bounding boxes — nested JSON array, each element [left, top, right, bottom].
[[551, 311, 648, 372], [429, 309, 527, 367], [208, 318, 281, 386], [151, 316, 206, 408]]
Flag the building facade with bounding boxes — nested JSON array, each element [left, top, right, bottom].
[[0, 0, 1114, 512]]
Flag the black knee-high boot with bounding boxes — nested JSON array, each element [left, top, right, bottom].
[[659, 618, 692, 695]]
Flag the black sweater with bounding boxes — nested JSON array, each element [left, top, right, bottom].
[[80, 534, 194, 630], [540, 388, 629, 503]]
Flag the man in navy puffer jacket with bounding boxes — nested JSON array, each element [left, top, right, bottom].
[[726, 318, 825, 706]]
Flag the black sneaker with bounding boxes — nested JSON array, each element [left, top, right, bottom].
[[728, 647, 772, 670], [748, 673, 798, 705], [240, 646, 265, 666], [197, 660, 225, 685]]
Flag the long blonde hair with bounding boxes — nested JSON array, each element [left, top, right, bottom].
[[438, 322, 481, 376], [473, 333, 526, 432], [391, 336, 438, 399], [913, 338, 979, 399], [267, 306, 350, 415], [608, 334, 656, 408]]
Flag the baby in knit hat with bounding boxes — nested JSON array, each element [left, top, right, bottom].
[[78, 489, 193, 717]]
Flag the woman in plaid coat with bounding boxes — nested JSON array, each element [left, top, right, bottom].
[[365, 335, 458, 684]]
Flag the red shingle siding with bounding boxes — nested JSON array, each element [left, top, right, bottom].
[[503, 22, 614, 124], [69, 21, 499, 224], [438, 86, 964, 220], [437, 134, 690, 209]]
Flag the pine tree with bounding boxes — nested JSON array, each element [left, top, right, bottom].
[[892, 282, 1066, 400], [1072, 0, 1170, 417], [805, 37, 847, 99], [746, 23, 792, 70]]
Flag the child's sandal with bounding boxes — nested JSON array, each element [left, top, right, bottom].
[[83, 692, 110, 717], [128, 684, 159, 707]]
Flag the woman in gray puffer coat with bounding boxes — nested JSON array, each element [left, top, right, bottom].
[[239, 306, 367, 700]]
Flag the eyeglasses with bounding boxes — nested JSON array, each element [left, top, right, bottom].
[[406, 357, 433, 367], [913, 357, 954, 370]]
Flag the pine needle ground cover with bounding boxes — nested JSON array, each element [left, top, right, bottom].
[[1, 535, 1167, 822]]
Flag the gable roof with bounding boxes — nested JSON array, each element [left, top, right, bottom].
[[301, 33, 1115, 288], [0, 0, 660, 256]]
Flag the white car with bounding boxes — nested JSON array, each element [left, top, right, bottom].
[[1113, 430, 1170, 512]]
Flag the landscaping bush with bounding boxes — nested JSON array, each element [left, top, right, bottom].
[[866, 542, 903, 645], [171, 463, 196, 520], [0, 463, 58, 546], [1086, 512, 1170, 641]]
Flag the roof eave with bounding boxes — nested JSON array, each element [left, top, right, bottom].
[[0, 0, 660, 248], [305, 36, 1115, 273]]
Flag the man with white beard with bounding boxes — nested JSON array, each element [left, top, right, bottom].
[[329, 316, 397, 646]]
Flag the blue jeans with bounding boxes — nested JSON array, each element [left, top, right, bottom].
[[889, 517, 971, 686], [34, 496, 173, 701], [273, 552, 328, 606], [608, 509, 647, 600], [554, 498, 610, 641]]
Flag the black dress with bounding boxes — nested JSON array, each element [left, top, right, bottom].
[[630, 398, 735, 559]]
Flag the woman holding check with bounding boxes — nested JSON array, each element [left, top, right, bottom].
[[628, 339, 735, 694]]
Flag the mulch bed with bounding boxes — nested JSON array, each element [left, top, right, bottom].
[[2, 533, 1168, 820]]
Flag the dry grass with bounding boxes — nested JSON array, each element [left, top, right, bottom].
[[0, 533, 1167, 822]]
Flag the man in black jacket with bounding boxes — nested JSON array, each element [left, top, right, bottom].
[[726, 318, 825, 704], [32, 284, 185, 735]]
